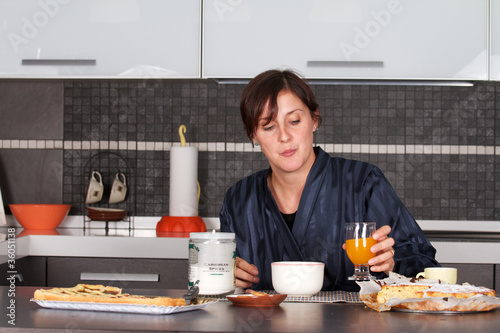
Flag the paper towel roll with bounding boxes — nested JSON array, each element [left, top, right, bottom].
[[169, 146, 198, 216]]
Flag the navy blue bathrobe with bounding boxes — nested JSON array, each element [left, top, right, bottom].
[[220, 147, 439, 291]]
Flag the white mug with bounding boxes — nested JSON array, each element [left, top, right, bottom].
[[416, 267, 457, 284], [85, 171, 104, 204], [109, 172, 127, 204]]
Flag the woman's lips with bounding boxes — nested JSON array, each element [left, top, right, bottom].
[[281, 149, 296, 157]]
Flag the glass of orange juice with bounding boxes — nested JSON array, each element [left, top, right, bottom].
[[345, 222, 377, 281]]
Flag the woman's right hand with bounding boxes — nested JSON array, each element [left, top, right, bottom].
[[235, 257, 260, 289]]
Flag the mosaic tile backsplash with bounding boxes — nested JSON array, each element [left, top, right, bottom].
[[0, 79, 499, 220]]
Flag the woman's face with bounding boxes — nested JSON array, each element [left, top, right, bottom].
[[253, 90, 318, 175]]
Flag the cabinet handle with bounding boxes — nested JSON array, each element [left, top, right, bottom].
[[22, 59, 97, 66], [11, 273, 24, 282], [80, 272, 159, 282], [307, 60, 384, 68]]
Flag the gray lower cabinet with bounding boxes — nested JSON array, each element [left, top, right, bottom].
[[46, 257, 188, 289], [496, 265, 500, 292], [441, 263, 495, 289], [0, 256, 46, 287], [0, 256, 188, 289]]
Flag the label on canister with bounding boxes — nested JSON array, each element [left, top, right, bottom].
[[188, 232, 236, 295]]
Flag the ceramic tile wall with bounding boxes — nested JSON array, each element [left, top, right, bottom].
[[0, 79, 499, 220], [0, 81, 64, 205]]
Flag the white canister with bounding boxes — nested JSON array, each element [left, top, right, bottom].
[[188, 231, 236, 295]]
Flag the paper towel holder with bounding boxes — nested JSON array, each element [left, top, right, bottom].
[[157, 124, 206, 237], [180, 124, 201, 212]]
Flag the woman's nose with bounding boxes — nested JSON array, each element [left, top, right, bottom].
[[278, 127, 291, 143]]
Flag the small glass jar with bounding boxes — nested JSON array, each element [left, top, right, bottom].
[[188, 230, 236, 295]]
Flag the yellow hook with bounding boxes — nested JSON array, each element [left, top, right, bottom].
[[197, 182, 201, 214], [178, 124, 187, 147]]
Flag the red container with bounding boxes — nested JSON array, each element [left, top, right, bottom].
[[156, 216, 206, 237]]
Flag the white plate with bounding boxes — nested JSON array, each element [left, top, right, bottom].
[[32, 299, 216, 315]]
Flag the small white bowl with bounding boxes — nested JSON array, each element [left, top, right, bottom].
[[271, 261, 325, 296]]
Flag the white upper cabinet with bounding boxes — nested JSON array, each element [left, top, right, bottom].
[[0, 0, 201, 78], [203, 0, 488, 80], [491, 0, 500, 80]]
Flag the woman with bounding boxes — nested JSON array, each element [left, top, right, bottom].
[[220, 69, 439, 291]]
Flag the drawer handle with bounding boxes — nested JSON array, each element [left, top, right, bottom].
[[22, 59, 97, 66], [307, 60, 384, 68], [80, 272, 159, 282]]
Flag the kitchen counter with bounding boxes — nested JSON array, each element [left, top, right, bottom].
[[1, 286, 499, 333], [0, 227, 188, 264], [1, 223, 500, 265]]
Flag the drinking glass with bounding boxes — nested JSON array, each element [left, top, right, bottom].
[[345, 222, 377, 281]]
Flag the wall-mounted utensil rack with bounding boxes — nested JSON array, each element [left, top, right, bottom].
[[82, 151, 135, 233]]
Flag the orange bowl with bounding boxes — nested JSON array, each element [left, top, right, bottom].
[[9, 204, 71, 230]]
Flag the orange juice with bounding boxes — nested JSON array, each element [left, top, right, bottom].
[[346, 237, 376, 265]]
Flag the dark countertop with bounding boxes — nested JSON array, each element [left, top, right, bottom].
[[1, 286, 499, 333], [424, 230, 500, 241]]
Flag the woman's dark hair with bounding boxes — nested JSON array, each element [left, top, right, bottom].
[[240, 69, 322, 140]]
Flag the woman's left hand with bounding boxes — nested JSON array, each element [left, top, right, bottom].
[[342, 225, 396, 275], [368, 225, 395, 275]]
